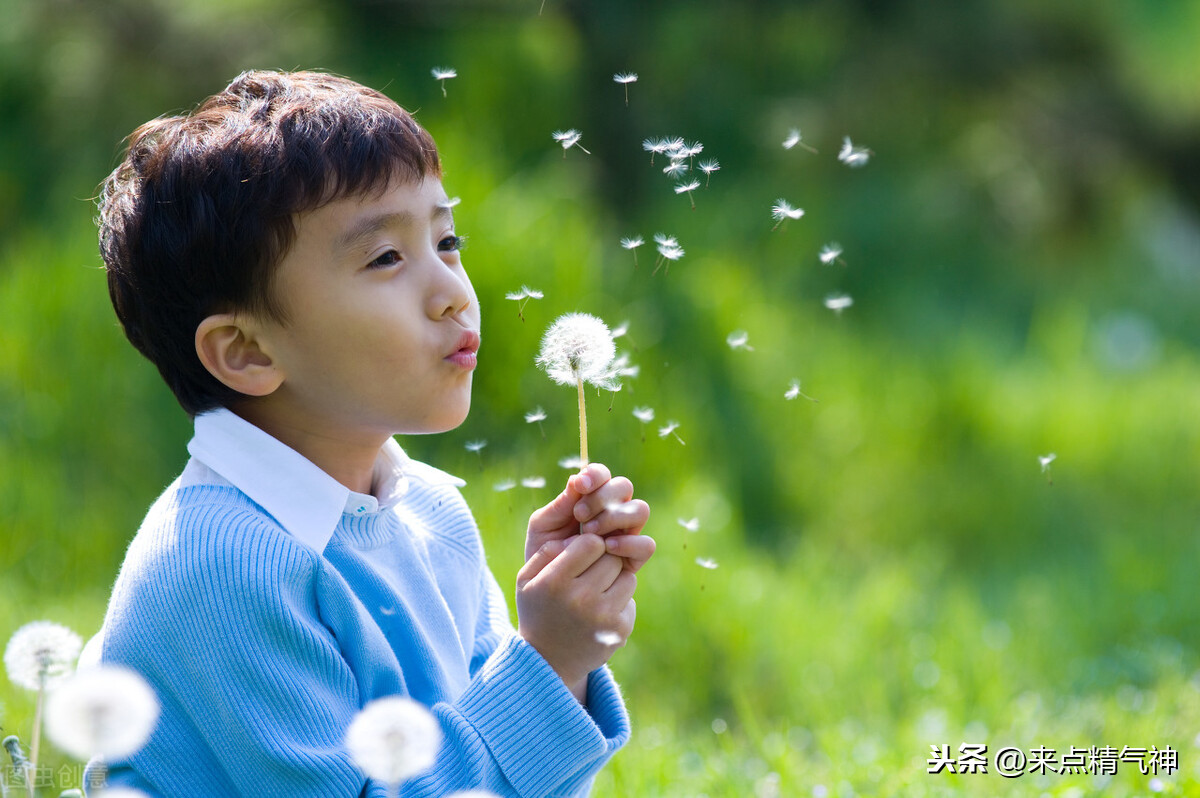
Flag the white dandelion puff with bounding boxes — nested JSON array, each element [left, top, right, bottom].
[[726, 330, 754, 351], [838, 136, 872, 167], [824, 294, 853, 314], [537, 313, 617, 466], [431, 67, 457, 97], [620, 236, 644, 267], [771, 199, 805, 231], [558, 454, 585, 470], [521, 476, 547, 489], [819, 243, 844, 266], [613, 72, 638, 106], [675, 179, 701, 209], [344, 696, 441, 787], [552, 129, 591, 157], [4, 621, 82, 692], [782, 128, 818, 153], [695, 557, 719, 570], [658, 420, 686, 445], [785, 379, 818, 403], [45, 665, 160, 762], [678, 517, 700, 532], [493, 480, 517, 492], [698, 159, 720, 186]]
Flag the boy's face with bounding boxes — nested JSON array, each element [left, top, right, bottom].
[[254, 175, 480, 441]]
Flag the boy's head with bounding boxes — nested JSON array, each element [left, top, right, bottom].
[[99, 70, 443, 416]]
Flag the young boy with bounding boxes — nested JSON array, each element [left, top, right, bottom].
[[84, 69, 655, 796]]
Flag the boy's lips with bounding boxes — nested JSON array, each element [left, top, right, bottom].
[[445, 330, 480, 369]]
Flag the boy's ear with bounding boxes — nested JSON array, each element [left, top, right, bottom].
[[194, 314, 284, 397]]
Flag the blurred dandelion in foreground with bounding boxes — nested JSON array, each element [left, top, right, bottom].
[[5, 620, 83, 766], [45, 665, 160, 763], [345, 696, 441, 793], [698, 159, 720, 187], [505, 285, 543, 321], [782, 128, 818, 153], [431, 67, 457, 97], [552, 129, 591, 157], [521, 476, 546, 489], [785, 379, 818, 403], [537, 313, 617, 466], [620, 236, 644, 267], [838, 136, 872, 167], [824, 294, 853, 315], [1039, 453, 1056, 485], [675, 179, 701, 210], [726, 330, 754, 351], [771, 199, 805, 231], [658, 420, 686, 445], [695, 558, 719, 570], [678, 517, 700, 532], [613, 72, 638, 106], [819, 243, 845, 266]]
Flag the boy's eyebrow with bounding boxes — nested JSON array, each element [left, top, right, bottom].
[[333, 205, 454, 254]]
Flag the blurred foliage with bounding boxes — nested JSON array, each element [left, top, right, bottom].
[[3, 0, 1200, 794]]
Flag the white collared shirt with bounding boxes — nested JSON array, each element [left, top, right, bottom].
[[182, 408, 465, 552]]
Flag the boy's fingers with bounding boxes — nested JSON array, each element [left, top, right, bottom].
[[604, 534, 656, 571], [527, 482, 584, 535], [573, 476, 635, 524], [580, 497, 648, 537], [568, 463, 612, 497], [538, 533, 608, 580], [577, 550, 627, 592], [517, 538, 568, 586]]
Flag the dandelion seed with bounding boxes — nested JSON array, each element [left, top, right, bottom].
[[838, 136, 872, 168], [595, 630, 622, 647], [521, 476, 546, 489], [524, 406, 547, 438], [620, 236, 644, 267], [782, 127, 818, 153], [695, 557, 719, 570], [658, 420, 686, 445], [698, 159, 720, 187], [633, 406, 655, 423], [558, 454, 585, 470], [653, 237, 685, 275], [431, 67, 457, 98], [505, 285, 543, 321], [1039, 453, 1056, 485], [345, 696, 441, 788], [819, 243, 845, 266], [437, 196, 462, 210], [493, 480, 516, 492], [675, 179, 701, 210], [536, 313, 617, 466], [726, 330, 754, 351], [613, 72, 638, 106], [824, 294, 853, 314], [771, 199, 805, 231], [611, 320, 630, 340], [642, 137, 672, 166], [552, 129, 591, 157], [44, 665, 160, 764], [464, 440, 487, 453], [785, 378, 818, 403], [663, 160, 689, 177], [678, 517, 700, 532]]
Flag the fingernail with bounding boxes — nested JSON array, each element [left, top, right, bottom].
[[578, 473, 593, 492], [605, 536, 619, 551], [582, 520, 598, 535]]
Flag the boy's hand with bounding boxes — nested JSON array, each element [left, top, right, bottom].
[[525, 463, 654, 571]]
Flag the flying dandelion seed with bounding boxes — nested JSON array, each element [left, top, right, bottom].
[[536, 313, 617, 466], [611, 321, 630, 340], [464, 440, 487, 453], [663, 160, 689, 177], [658, 420, 686, 445], [558, 454, 585, 470], [642, 137, 672, 166], [44, 665, 160, 762], [838, 136, 872, 167], [824, 294, 854, 314], [771, 199, 805, 231], [675, 179, 701, 209], [504, 285, 543, 321], [493, 480, 517, 492], [436, 197, 462, 211], [632, 406, 655, 441], [695, 557, 719, 570], [678, 517, 700, 532], [1039, 453, 1057, 485], [785, 378, 818, 403], [782, 128, 818, 153], [819, 243, 845, 266], [726, 330, 754, 351], [552, 129, 590, 157], [524, 406, 547, 438], [653, 236, 685, 275], [344, 696, 441, 789], [620, 236, 644, 267], [613, 72, 638, 106], [698, 159, 720, 186], [595, 630, 622, 647], [521, 476, 546, 489], [431, 67, 457, 97]]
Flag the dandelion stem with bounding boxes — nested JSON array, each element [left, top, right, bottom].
[[577, 376, 589, 466], [29, 682, 44, 769]]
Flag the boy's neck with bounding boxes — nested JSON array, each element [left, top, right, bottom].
[[229, 403, 386, 496]]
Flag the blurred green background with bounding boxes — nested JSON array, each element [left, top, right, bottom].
[[3, 1, 1200, 795]]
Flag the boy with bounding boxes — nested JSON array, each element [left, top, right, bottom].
[[84, 69, 655, 796]]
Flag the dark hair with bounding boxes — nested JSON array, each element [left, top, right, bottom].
[[98, 70, 442, 415]]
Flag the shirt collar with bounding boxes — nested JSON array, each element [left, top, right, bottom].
[[186, 408, 465, 552]]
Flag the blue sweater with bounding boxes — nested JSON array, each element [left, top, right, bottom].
[[86, 412, 629, 797]]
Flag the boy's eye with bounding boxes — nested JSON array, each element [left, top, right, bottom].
[[439, 234, 466, 253], [367, 249, 401, 270]]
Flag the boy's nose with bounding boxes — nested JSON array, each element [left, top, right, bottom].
[[430, 262, 473, 320]]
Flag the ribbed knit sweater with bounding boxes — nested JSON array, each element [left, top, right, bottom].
[[85, 411, 629, 797]]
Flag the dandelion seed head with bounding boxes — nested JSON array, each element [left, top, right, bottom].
[[695, 557, 719, 570], [678, 517, 700, 532], [819, 243, 843, 265], [536, 313, 617, 388], [431, 67, 457, 80], [653, 233, 678, 248], [525, 407, 547, 423], [620, 236, 644, 250], [632, 406, 655, 423], [464, 440, 487, 453], [4, 620, 82, 691], [521, 476, 546, 489], [45, 664, 160, 761], [505, 289, 529, 301], [613, 72, 638, 84], [824, 294, 854, 312], [344, 696, 441, 785], [699, 159, 721, 175], [674, 180, 701, 194], [771, 200, 805, 221], [658, 245, 685, 261]]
